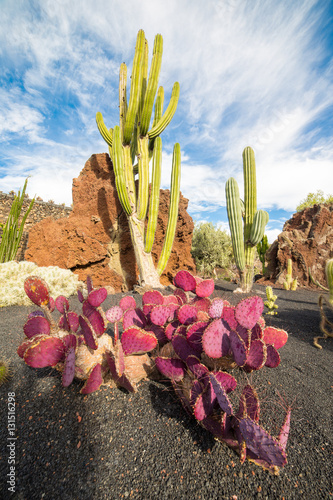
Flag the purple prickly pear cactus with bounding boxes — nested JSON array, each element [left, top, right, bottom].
[[202, 319, 231, 358], [24, 276, 50, 307], [80, 363, 103, 394], [150, 305, 171, 326], [121, 327, 157, 356], [62, 347, 76, 387], [173, 270, 197, 292], [155, 357, 186, 381], [123, 308, 147, 330], [208, 298, 224, 319], [177, 304, 198, 325], [235, 296, 264, 330], [195, 278, 215, 298], [119, 295, 137, 311], [23, 336, 65, 368], [55, 295, 69, 314], [262, 327, 288, 350], [87, 287, 107, 307], [142, 290, 164, 306], [24, 316, 50, 338]]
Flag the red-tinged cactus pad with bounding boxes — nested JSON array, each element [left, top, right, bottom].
[[62, 333, 78, 351], [17, 335, 45, 359], [222, 306, 238, 330], [165, 321, 181, 340], [191, 297, 211, 312], [174, 288, 188, 305], [121, 328, 157, 356], [79, 315, 98, 350], [62, 347, 76, 387], [80, 363, 103, 394], [24, 337, 65, 368], [105, 306, 123, 323], [48, 297, 55, 312], [209, 373, 233, 415], [24, 316, 50, 338], [142, 290, 164, 306], [265, 344, 281, 368], [155, 357, 186, 382], [59, 312, 79, 332], [278, 407, 291, 452], [177, 304, 198, 325], [147, 324, 168, 345], [123, 308, 147, 330], [251, 323, 263, 341], [150, 305, 171, 326], [195, 278, 215, 298], [244, 339, 267, 372], [163, 295, 179, 306], [186, 321, 208, 354], [240, 385, 260, 423], [114, 340, 126, 377], [193, 384, 216, 421], [202, 319, 231, 359], [238, 418, 287, 468], [214, 371, 237, 394], [186, 355, 209, 378], [87, 287, 108, 307], [235, 296, 264, 330], [208, 298, 224, 319], [28, 311, 45, 319], [55, 296, 69, 313], [262, 327, 288, 350], [82, 303, 106, 337], [119, 296, 137, 311], [24, 276, 50, 307], [172, 333, 198, 361], [229, 330, 247, 367], [173, 270, 197, 292]]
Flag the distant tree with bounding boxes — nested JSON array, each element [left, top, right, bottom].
[[296, 190, 333, 212], [191, 222, 233, 278]]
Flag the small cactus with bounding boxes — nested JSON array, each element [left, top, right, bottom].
[[0, 358, 11, 386], [313, 259, 333, 348], [283, 259, 297, 291], [264, 286, 278, 315]]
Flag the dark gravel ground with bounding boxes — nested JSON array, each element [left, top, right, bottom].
[[0, 281, 332, 500]]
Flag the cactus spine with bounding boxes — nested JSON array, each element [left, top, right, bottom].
[[225, 147, 269, 292], [96, 30, 181, 287]]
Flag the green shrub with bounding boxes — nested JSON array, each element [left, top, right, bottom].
[[191, 222, 233, 278], [296, 190, 333, 212]]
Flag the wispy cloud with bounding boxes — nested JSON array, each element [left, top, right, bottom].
[[0, 0, 332, 240]]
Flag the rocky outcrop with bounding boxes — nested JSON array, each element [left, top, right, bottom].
[[25, 153, 196, 292], [264, 203, 333, 288]]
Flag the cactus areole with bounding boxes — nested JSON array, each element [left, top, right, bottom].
[[226, 147, 269, 293], [96, 30, 181, 288]]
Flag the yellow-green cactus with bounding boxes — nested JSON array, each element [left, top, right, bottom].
[[264, 286, 278, 315]]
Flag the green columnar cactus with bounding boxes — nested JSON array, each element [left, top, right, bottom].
[[96, 30, 181, 288], [225, 147, 269, 292], [264, 286, 278, 315], [283, 259, 297, 290], [0, 178, 35, 263], [257, 234, 269, 274]]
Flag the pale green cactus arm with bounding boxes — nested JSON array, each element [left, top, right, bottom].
[[148, 82, 180, 139], [250, 210, 269, 246], [157, 143, 181, 275], [149, 86, 164, 154], [140, 34, 163, 136], [145, 137, 162, 253], [225, 178, 245, 272], [137, 136, 149, 220], [96, 112, 113, 147], [243, 147, 257, 269], [123, 30, 145, 144], [138, 38, 148, 129], [119, 63, 128, 143], [111, 126, 132, 215], [123, 145, 136, 210]]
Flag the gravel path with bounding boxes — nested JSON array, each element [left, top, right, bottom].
[[0, 281, 332, 500]]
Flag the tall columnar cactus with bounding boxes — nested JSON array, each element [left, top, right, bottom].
[[96, 30, 181, 288], [225, 147, 269, 292]]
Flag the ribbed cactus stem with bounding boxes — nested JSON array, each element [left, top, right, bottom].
[[242, 147, 257, 291], [137, 136, 149, 220], [157, 143, 181, 275], [225, 178, 245, 272], [145, 137, 162, 253], [119, 63, 127, 143], [325, 259, 333, 305]]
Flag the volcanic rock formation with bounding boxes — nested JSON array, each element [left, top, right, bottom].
[[25, 153, 196, 292], [264, 203, 333, 288]]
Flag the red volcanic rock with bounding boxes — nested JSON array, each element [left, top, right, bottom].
[[25, 153, 196, 292], [264, 203, 333, 288]]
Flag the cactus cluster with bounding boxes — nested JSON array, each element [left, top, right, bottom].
[[283, 259, 298, 291], [96, 29, 181, 288], [264, 286, 278, 315], [17, 276, 157, 393], [17, 270, 291, 472], [225, 147, 269, 293], [257, 234, 269, 274]]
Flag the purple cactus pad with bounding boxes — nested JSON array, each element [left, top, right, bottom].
[[209, 373, 233, 415], [177, 304, 198, 325], [87, 288, 108, 307], [62, 347, 76, 387], [105, 306, 123, 323], [121, 328, 157, 356], [235, 296, 264, 330], [79, 315, 98, 350], [173, 270, 197, 292], [195, 278, 215, 298], [262, 327, 288, 349], [24, 276, 50, 307], [202, 319, 231, 359], [55, 295, 69, 314], [150, 305, 171, 326], [23, 316, 50, 338], [119, 296, 137, 311], [155, 357, 186, 381], [23, 336, 65, 368], [265, 344, 281, 368], [80, 363, 103, 394]]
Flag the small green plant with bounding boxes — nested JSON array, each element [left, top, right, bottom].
[[257, 234, 269, 274], [264, 286, 278, 315], [283, 259, 297, 290], [191, 222, 233, 278], [296, 190, 333, 212], [0, 178, 35, 263], [0, 358, 11, 386], [225, 147, 269, 293]]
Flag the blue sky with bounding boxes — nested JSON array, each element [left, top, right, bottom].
[[1, 0, 332, 243]]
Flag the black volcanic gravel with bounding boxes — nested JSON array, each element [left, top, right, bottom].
[[0, 281, 332, 500]]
